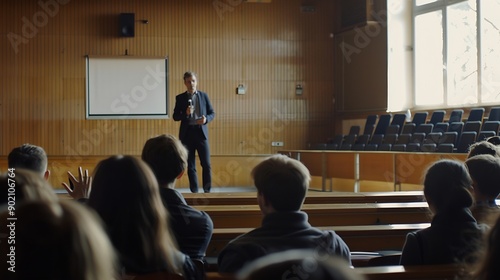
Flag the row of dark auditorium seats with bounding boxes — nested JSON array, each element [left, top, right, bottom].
[[314, 107, 500, 153]]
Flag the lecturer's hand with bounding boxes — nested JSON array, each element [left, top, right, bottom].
[[196, 115, 207, 125], [62, 166, 92, 200]]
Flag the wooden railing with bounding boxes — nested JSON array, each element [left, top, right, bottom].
[[278, 150, 466, 192]]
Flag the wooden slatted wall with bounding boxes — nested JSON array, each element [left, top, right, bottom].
[[0, 0, 337, 187]]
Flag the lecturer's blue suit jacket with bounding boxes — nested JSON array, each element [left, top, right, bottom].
[[172, 91, 215, 141]]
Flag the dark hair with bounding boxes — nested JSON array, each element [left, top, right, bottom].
[[465, 154, 500, 198], [183, 71, 197, 81], [87, 155, 181, 274], [8, 144, 48, 175], [470, 213, 500, 280], [486, 135, 500, 146], [251, 154, 310, 211], [141, 134, 188, 185], [467, 141, 500, 158], [423, 159, 473, 212]]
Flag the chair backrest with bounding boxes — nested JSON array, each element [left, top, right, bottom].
[[440, 131, 458, 145], [421, 143, 437, 152], [379, 134, 398, 151], [437, 143, 454, 153], [467, 107, 485, 122], [355, 134, 370, 145], [365, 134, 384, 151], [481, 120, 500, 134], [401, 123, 416, 135], [448, 122, 464, 143], [429, 110, 446, 125], [410, 132, 425, 144], [383, 134, 398, 145], [395, 134, 411, 145], [433, 122, 449, 133], [340, 134, 356, 150], [363, 115, 378, 135], [327, 134, 343, 150], [411, 112, 428, 128], [414, 123, 434, 136], [456, 131, 477, 153], [477, 131, 496, 142], [390, 114, 406, 134], [463, 121, 482, 135], [487, 107, 500, 121], [374, 114, 392, 135], [348, 125, 361, 136], [424, 132, 443, 145], [448, 109, 464, 123]]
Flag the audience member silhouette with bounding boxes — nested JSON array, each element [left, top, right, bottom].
[[217, 154, 351, 273], [400, 159, 485, 265], [468, 213, 500, 280], [8, 143, 50, 180], [0, 200, 117, 280], [465, 154, 500, 225], [142, 134, 213, 260], [467, 141, 500, 159], [87, 155, 201, 279], [486, 135, 500, 146], [237, 249, 365, 280]]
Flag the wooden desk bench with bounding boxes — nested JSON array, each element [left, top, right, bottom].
[[195, 202, 431, 228], [205, 264, 462, 280], [183, 191, 424, 206], [206, 223, 430, 258]]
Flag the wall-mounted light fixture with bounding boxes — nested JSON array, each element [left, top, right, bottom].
[[295, 84, 303, 95], [236, 84, 246, 95]]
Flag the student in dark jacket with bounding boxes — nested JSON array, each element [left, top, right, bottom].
[[400, 159, 485, 265], [217, 154, 351, 273], [87, 156, 201, 279], [142, 134, 214, 260]]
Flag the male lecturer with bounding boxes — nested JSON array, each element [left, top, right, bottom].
[[173, 71, 215, 193]]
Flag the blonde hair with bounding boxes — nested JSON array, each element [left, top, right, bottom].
[[0, 168, 57, 206], [4, 200, 117, 280]]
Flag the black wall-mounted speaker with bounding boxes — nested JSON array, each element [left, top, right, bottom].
[[119, 13, 135, 37]]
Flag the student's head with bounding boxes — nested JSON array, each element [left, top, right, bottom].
[[0, 168, 57, 207], [471, 213, 500, 280], [237, 249, 365, 280], [467, 140, 500, 158], [183, 71, 197, 93], [8, 144, 49, 179], [251, 154, 310, 213], [486, 135, 500, 146], [183, 71, 197, 81], [423, 159, 474, 213], [87, 155, 181, 274], [465, 154, 500, 200], [141, 134, 188, 186], [8, 200, 117, 280]]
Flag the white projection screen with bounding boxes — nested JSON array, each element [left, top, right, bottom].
[[86, 56, 168, 119]]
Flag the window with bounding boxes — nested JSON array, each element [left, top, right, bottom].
[[413, 0, 500, 108]]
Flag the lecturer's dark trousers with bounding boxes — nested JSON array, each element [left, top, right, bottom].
[[183, 126, 212, 193]]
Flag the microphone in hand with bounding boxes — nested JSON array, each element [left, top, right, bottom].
[[188, 99, 193, 118]]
